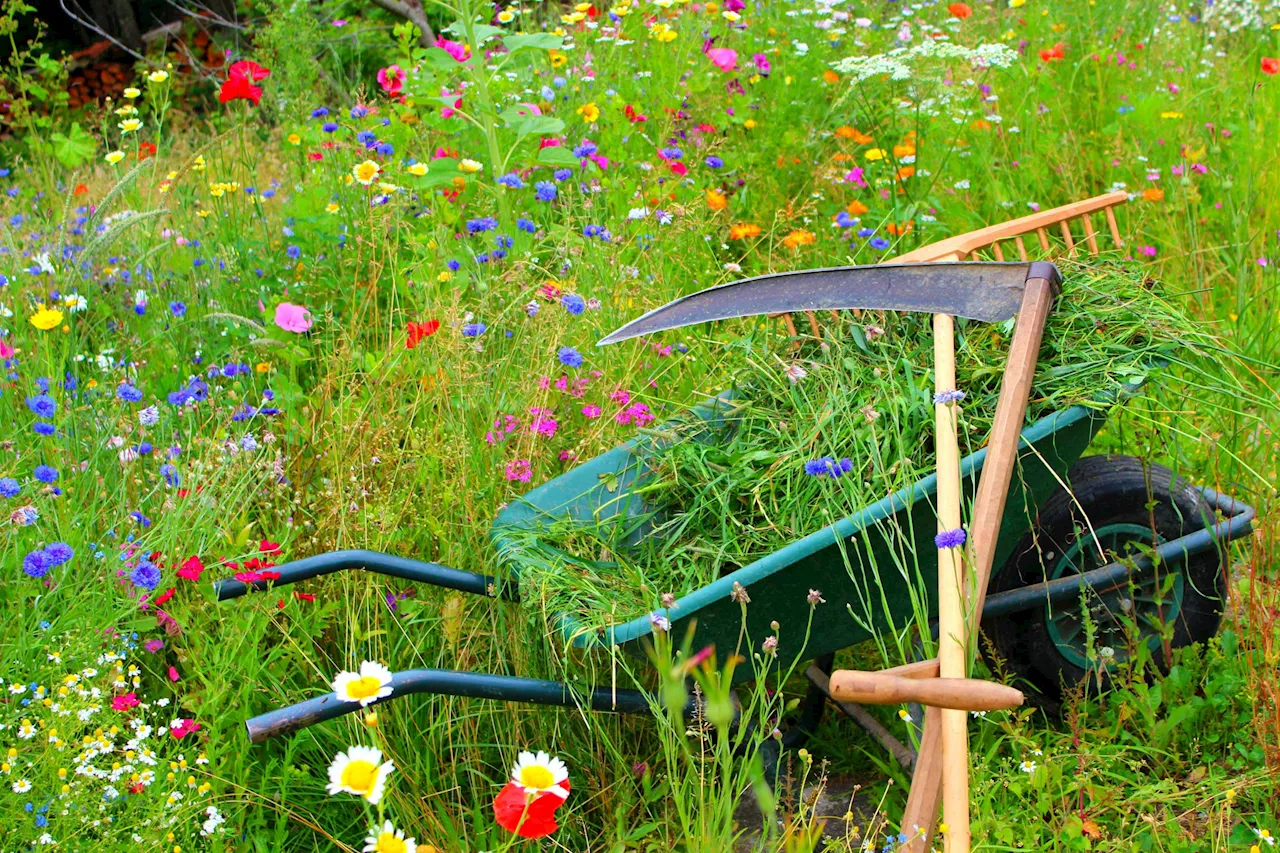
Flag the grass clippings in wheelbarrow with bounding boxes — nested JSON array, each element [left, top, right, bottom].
[[514, 258, 1243, 631]]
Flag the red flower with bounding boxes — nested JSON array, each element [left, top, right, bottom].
[[624, 104, 647, 124], [73, 183, 88, 196], [294, 591, 316, 602], [171, 719, 201, 739], [494, 779, 571, 838], [153, 587, 176, 607], [219, 60, 271, 105], [947, 2, 972, 18], [177, 556, 205, 582], [259, 539, 282, 556], [1264, 57, 1280, 75], [138, 141, 157, 160], [407, 319, 441, 348], [1038, 42, 1066, 62], [112, 692, 140, 711]]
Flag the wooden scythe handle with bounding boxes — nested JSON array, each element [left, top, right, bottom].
[[828, 671, 1024, 712]]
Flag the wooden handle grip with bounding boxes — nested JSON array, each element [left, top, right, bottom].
[[828, 670, 1024, 712]]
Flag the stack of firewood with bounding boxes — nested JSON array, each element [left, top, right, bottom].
[[67, 62, 134, 108]]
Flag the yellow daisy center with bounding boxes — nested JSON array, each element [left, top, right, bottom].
[[373, 833, 407, 853], [341, 759, 377, 794], [345, 676, 383, 700], [519, 765, 555, 790]]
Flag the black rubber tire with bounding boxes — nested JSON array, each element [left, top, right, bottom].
[[982, 455, 1225, 713]]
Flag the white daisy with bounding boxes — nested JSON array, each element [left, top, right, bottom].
[[510, 750, 569, 799], [364, 819, 418, 853], [13, 778, 32, 793], [332, 661, 394, 707], [326, 746, 394, 804]]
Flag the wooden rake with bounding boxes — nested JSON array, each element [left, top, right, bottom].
[[779, 190, 1128, 853]]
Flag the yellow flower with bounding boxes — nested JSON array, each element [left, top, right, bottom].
[[1008, 0, 1024, 6], [287, 133, 301, 145], [105, 151, 125, 165], [549, 49, 568, 67], [115, 105, 138, 116], [325, 746, 394, 804], [458, 159, 483, 174], [577, 102, 600, 123], [407, 162, 428, 176], [864, 148, 887, 161], [743, 118, 757, 129], [326, 202, 340, 213], [649, 23, 677, 42], [497, 8, 515, 22], [722, 10, 740, 21], [30, 304, 65, 331], [353, 160, 382, 185], [255, 362, 271, 373], [119, 118, 143, 133], [123, 87, 141, 98], [148, 69, 169, 83], [192, 155, 207, 172], [438, 270, 453, 282], [561, 11, 585, 23], [1160, 111, 1184, 119], [365, 820, 416, 853]]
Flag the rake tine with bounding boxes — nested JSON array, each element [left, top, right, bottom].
[[1105, 205, 1124, 247], [806, 310, 822, 338], [1014, 235, 1028, 261], [1058, 220, 1075, 251], [991, 241, 1005, 261], [1036, 227, 1050, 251], [1081, 213, 1100, 255]]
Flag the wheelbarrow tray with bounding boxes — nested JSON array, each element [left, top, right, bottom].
[[491, 396, 1106, 678]]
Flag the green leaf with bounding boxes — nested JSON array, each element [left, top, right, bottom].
[[537, 146, 579, 167], [421, 47, 463, 71], [502, 33, 564, 54], [50, 122, 97, 168], [445, 20, 504, 45]]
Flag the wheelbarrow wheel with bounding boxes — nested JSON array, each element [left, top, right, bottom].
[[982, 455, 1225, 714]]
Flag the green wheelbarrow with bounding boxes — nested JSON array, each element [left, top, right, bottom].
[[216, 262, 1254, 752]]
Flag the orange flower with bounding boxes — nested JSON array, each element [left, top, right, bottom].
[[73, 183, 89, 196], [896, 165, 916, 180], [893, 143, 916, 159], [948, 2, 972, 18], [705, 188, 728, 211], [1038, 42, 1066, 62], [822, 70, 840, 84], [886, 220, 914, 236], [782, 229, 816, 249], [1262, 57, 1279, 75], [835, 125, 858, 139], [971, 119, 991, 131], [1142, 188, 1164, 202], [729, 223, 761, 240], [846, 200, 868, 216]]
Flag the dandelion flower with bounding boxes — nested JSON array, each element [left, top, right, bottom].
[[364, 821, 417, 853], [326, 746, 395, 804], [332, 661, 394, 707], [353, 160, 382, 185], [29, 304, 64, 331]]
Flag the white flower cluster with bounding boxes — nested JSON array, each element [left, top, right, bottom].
[[1202, 0, 1280, 32], [831, 41, 1019, 83]]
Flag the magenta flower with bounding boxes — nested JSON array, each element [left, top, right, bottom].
[[274, 302, 313, 333], [707, 48, 738, 72]]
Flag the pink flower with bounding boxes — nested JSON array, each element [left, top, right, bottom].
[[845, 167, 867, 188], [707, 48, 738, 72], [505, 459, 532, 482], [436, 36, 471, 62], [274, 302, 313, 333], [581, 404, 602, 418], [112, 692, 139, 711], [516, 102, 543, 116], [0, 339, 13, 358], [171, 719, 202, 739], [168, 666, 181, 682], [377, 65, 406, 96], [1139, 245, 1158, 257]]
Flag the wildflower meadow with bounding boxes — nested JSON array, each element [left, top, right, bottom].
[[1, 0, 1278, 850]]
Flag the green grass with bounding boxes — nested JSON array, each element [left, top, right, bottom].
[[0, 0, 1277, 850]]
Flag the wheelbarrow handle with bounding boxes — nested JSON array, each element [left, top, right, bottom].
[[212, 549, 518, 602], [245, 668, 654, 743]]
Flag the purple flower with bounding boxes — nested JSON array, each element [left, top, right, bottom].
[[935, 528, 967, 549], [143, 639, 165, 653], [462, 322, 487, 337], [130, 558, 161, 590], [561, 293, 586, 315], [534, 181, 558, 202], [0, 477, 19, 498], [933, 389, 966, 405], [45, 542, 73, 565], [118, 383, 144, 403], [649, 612, 671, 631], [33, 465, 58, 484], [870, 237, 891, 251], [26, 394, 56, 418], [466, 217, 499, 234], [553, 168, 573, 181], [22, 549, 51, 578], [169, 301, 186, 317], [705, 155, 724, 169]]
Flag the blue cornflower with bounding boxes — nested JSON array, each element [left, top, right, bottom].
[[356, 130, 377, 146], [130, 511, 152, 527], [933, 389, 966, 405], [495, 234, 514, 249], [497, 173, 525, 189], [553, 167, 573, 181], [446, 259, 461, 271], [322, 122, 339, 133], [169, 301, 186, 317], [160, 463, 179, 487], [582, 224, 606, 239], [516, 217, 537, 234], [870, 237, 891, 251], [804, 458, 834, 477], [561, 293, 586, 315], [138, 442, 153, 455], [139, 406, 159, 427], [33, 465, 58, 484], [311, 107, 330, 118], [462, 322, 487, 337], [22, 549, 50, 579], [118, 383, 143, 402], [350, 105, 369, 118], [0, 477, 19, 498], [375, 142, 394, 156], [130, 558, 161, 590], [558, 346, 584, 368], [26, 393, 56, 418], [286, 244, 302, 259], [935, 528, 967, 549], [33, 422, 55, 436], [857, 227, 876, 238], [572, 141, 598, 158], [466, 217, 499, 234], [45, 542, 73, 566], [660, 146, 683, 160], [476, 252, 491, 264], [705, 155, 724, 168], [534, 181, 557, 202], [36, 377, 50, 392], [835, 211, 856, 228]]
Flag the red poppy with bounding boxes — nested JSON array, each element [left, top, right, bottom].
[[947, 2, 972, 18], [219, 60, 271, 105], [73, 183, 88, 196], [1264, 57, 1280, 75], [1038, 42, 1066, 62], [407, 319, 441, 348], [138, 141, 157, 160], [493, 779, 571, 838]]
